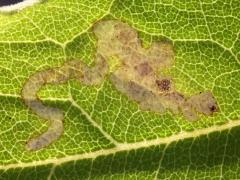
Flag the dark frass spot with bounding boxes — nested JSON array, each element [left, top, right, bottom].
[[156, 79, 171, 91], [0, 0, 23, 7]]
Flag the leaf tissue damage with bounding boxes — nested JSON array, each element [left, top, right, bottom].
[[22, 20, 219, 151]]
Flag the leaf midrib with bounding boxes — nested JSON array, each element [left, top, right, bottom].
[[0, 117, 238, 170]]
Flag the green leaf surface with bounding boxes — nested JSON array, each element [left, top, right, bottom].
[[0, 0, 239, 179]]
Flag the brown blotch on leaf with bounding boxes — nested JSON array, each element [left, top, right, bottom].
[[134, 62, 153, 76]]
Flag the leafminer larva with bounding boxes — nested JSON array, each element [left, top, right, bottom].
[[22, 20, 219, 151]]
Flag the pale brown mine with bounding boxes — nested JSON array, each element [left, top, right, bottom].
[[22, 20, 219, 151]]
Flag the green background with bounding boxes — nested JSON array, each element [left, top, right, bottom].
[[0, 0, 239, 179]]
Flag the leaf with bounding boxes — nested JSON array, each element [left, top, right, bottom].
[[0, 0, 240, 179]]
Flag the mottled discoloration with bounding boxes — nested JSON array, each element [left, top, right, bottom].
[[22, 20, 219, 151]]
